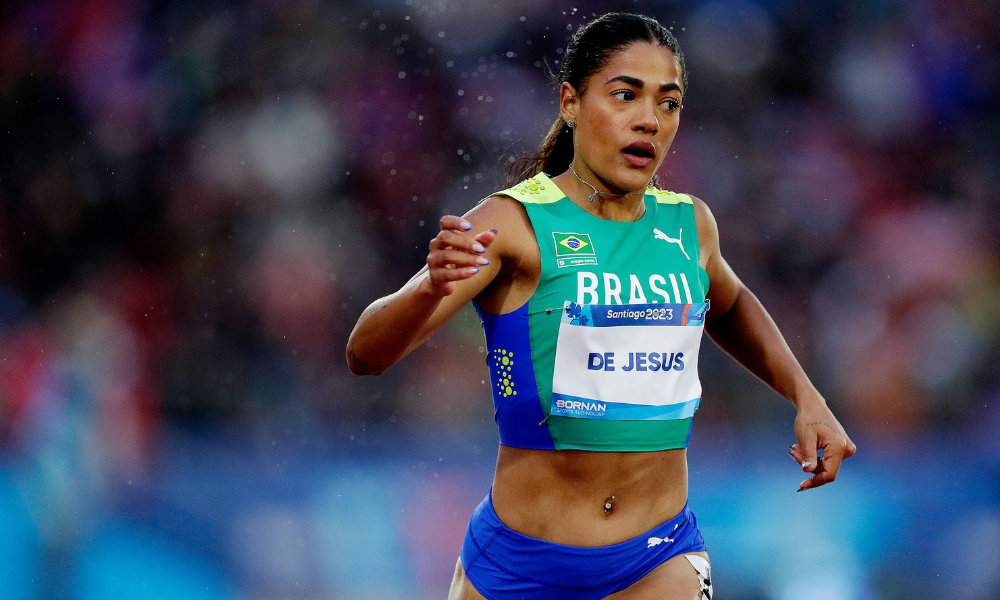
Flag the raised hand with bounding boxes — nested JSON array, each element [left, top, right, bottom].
[[422, 216, 498, 297]]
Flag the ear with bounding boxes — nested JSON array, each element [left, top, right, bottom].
[[559, 82, 580, 124]]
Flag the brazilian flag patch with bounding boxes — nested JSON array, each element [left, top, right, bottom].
[[552, 232, 598, 268]]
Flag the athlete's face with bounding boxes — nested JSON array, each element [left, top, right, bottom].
[[560, 42, 683, 194]]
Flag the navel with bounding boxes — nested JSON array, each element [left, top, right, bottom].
[[603, 495, 616, 517]]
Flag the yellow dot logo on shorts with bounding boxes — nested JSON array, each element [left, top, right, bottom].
[[491, 349, 516, 398]]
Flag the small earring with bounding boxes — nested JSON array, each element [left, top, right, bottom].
[[566, 120, 575, 129]]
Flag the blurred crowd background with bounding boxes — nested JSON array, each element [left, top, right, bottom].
[[1, 0, 998, 598]]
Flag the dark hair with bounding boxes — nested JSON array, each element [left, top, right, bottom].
[[504, 13, 687, 187]]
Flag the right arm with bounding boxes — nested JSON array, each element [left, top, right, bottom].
[[345, 196, 523, 376]]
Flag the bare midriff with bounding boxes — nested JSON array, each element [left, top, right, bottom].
[[490, 444, 689, 547]]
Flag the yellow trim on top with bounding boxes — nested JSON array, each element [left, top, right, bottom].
[[647, 188, 694, 205], [485, 173, 564, 205], [481, 174, 693, 206]]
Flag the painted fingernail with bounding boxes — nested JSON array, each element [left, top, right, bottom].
[[797, 487, 805, 493], [489, 228, 498, 234], [460, 221, 473, 230], [467, 267, 480, 275], [472, 242, 486, 253], [788, 445, 796, 451], [801, 461, 813, 469], [476, 257, 490, 266], [787, 451, 795, 459]]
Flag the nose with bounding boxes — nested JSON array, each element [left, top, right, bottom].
[[633, 102, 659, 134]]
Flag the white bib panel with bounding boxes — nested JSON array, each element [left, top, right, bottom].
[[551, 302, 706, 420]]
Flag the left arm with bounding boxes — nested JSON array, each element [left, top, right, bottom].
[[693, 197, 857, 491]]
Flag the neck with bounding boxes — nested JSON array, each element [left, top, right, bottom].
[[553, 161, 648, 222]]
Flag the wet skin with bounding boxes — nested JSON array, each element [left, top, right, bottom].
[[466, 42, 697, 547], [492, 446, 690, 546], [348, 40, 855, 600]]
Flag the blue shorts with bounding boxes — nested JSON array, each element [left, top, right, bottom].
[[460, 493, 707, 600]]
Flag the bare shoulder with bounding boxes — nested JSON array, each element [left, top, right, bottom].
[[688, 195, 719, 240], [465, 192, 541, 312], [465, 193, 528, 222], [468, 193, 529, 222], [464, 194, 535, 261], [685, 194, 720, 271]]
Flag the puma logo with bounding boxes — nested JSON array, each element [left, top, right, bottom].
[[647, 536, 674, 548], [653, 228, 691, 261], [648, 523, 681, 548]]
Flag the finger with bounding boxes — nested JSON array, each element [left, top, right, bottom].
[[429, 265, 482, 285], [798, 458, 835, 491], [433, 230, 487, 254], [439, 215, 473, 232], [433, 230, 486, 254], [473, 228, 499, 248], [787, 444, 803, 464], [797, 428, 819, 473], [844, 436, 858, 458], [428, 249, 490, 269], [815, 440, 847, 483]]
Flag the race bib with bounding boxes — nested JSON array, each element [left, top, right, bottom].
[[550, 301, 706, 420]]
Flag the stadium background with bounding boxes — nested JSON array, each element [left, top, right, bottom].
[[1, 0, 998, 598]]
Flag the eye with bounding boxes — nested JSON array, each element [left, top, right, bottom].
[[661, 98, 681, 112], [612, 89, 636, 101]]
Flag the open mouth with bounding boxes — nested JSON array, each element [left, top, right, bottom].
[[622, 141, 655, 167], [623, 141, 655, 158]]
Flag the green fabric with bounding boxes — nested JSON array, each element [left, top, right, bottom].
[[494, 173, 709, 451]]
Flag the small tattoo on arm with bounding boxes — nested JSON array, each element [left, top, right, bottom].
[[348, 349, 384, 376], [806, 422, 840, 436]]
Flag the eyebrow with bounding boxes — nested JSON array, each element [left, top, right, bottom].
[[604, 75, 681, 94]]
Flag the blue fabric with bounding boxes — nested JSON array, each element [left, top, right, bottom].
[[475, 302, 555, 449], [460, 494, 707, 600]]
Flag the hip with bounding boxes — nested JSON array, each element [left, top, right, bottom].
[[460, 491, 706, 600]]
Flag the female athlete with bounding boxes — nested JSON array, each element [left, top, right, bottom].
[[347, 12, 856, 600]]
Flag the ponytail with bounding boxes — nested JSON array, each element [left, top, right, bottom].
[[503, 117, 575, 188]]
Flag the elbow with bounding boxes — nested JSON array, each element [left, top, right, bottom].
[[346, 346, 388, 376]]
